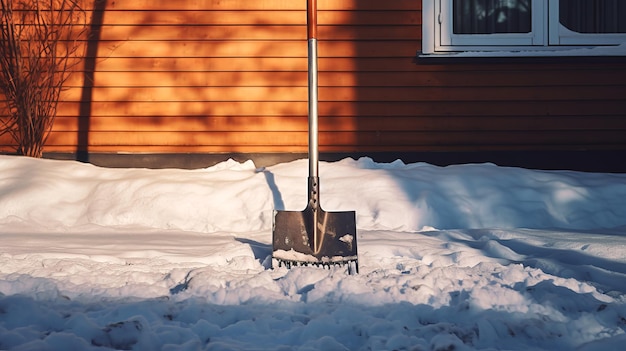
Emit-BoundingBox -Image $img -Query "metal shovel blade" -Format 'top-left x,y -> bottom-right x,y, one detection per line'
272,207 -> 358,274
272,178 -> 358,274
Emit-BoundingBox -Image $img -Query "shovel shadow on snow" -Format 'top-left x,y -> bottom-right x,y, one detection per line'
259,169 -> 285,210
230,169 -> 282,268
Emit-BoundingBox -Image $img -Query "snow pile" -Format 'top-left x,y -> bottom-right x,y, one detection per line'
3,156 -> 625,232
1,155 -> 625,350
0,157 -> 271,232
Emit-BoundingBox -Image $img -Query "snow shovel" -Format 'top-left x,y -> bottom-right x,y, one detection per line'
272,0 -> 358,274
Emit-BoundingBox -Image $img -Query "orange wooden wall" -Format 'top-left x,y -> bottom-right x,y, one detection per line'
2,0 -> 626,155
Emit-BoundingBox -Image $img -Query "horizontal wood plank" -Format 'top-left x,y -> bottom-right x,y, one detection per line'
43,130 -> 626,149
65,70 -> 626,88
73,57 -> 626,74
60,86 -> 626,103
29,144 -> 625,154
94,10 -> 420,26
73,57 -> 417,73
104,0 -> 420,11
54,100 -> 626,118
94,25 -> 419,41
51,115 -> 626,133
84,41 -> 416,59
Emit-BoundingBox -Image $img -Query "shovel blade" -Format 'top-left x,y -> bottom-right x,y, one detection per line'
272,206 -> 358,273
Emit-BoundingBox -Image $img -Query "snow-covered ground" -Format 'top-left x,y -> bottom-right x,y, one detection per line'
1,155 -> 625,351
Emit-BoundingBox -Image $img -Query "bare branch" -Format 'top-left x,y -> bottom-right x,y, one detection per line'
1,0 -> 87,157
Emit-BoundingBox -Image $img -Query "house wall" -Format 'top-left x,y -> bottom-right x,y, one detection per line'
1,0 -> 626,166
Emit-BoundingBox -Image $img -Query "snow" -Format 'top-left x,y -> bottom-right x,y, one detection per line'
1,155 -> 625,351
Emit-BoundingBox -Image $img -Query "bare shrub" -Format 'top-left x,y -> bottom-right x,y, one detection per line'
1,0 -> 86,157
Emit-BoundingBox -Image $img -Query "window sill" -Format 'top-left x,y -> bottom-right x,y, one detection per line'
418,43 -> 626,62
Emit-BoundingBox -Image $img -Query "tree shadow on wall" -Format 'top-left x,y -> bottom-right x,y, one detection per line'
77,0 -> 106,162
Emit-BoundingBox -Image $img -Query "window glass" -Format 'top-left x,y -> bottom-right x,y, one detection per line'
559,0 -> 626,33
453,0 -> 532,34
423,0 -> 626,55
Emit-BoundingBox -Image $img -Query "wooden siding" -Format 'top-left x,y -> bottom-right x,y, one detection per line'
2,0 -> 626,156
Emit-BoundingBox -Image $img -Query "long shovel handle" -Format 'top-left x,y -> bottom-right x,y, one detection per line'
307,0 -> 319,180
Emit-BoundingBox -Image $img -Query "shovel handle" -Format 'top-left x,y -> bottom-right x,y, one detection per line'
307,0 -> 319,179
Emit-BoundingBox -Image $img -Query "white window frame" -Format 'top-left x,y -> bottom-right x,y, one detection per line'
422,0 -> 626,56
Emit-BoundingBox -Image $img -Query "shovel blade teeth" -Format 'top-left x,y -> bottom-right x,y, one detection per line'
273,257 -> 359,275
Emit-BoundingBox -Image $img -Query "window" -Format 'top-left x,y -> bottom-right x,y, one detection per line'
422,0 -> 626,56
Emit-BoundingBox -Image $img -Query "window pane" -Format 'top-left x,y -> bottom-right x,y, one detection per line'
453,0 -> 532,34
560,0 -> 626,33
